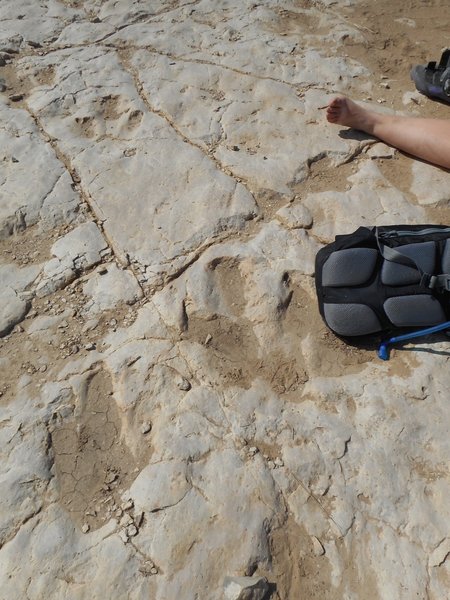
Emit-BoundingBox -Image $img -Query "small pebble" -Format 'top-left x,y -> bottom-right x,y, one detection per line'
134,511 -> 144,526
248,446 -> 258,455
123,499 -> 134,511
274,457 -> 284,467
178,378 -> 191,391
84,342 -> 96,351
204,334 -> 212,345
126,524 -> 138,537
141,422 -> 152,434
150,567 -> 158,575
267,460 -> 275,469
119,529 -> 129,543
105,472 -> 118,484
312,536 -> 325,556
120,514 -> 134,527
81,523 -> 90,533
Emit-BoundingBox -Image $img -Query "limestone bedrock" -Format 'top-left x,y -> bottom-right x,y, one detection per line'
1,1 -> 449,600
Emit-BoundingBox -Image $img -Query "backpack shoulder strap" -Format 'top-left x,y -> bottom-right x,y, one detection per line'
375,228 -> 450,291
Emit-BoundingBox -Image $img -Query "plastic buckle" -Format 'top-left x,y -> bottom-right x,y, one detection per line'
428,275 -> 437,289
431,275 -> 450,292
421,273 -> 434,288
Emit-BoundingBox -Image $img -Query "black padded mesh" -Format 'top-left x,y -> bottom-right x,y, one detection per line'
381,241 -> 435,286
383,295 -> 445,327
322,248 -> 378,287
323,303 -> 382,336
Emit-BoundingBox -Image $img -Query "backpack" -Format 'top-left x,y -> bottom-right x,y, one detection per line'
315,225 -> 450,359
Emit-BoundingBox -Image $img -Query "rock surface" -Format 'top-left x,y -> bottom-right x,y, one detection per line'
1,1 -> 450,600
224,575 -> 270,600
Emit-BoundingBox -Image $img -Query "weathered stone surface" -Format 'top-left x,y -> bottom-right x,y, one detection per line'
0,286 -> 29,335
0,1 -> 80,50
128,460 -> 191,513
0,99 -> 82,238
132,52 -> 363,195
19,47 -> 258,286
35,221 -> 108,296
82,263 -> 143,313
224,575 -> 269,600
275,203 -> 313,229
304,160 -> 426,242
411,160 -> 450,206
1,1 -> 450,600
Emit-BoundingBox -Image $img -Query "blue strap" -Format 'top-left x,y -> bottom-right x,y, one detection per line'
378,320 -> 450,360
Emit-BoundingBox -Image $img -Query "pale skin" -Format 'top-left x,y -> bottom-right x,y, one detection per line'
326,96 -> 450,170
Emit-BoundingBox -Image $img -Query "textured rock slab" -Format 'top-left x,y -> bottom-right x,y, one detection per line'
0,422 -> 52,545
275,203 -> 313,229
131,449 -> 280,600
0,505 -> 151,600
304,160 -> 426,241
1,2 -> 450,600
0,286 -> 29,336
132,52 -> 365,194
128,460 -> 190,513
0,0 -> 80,50
21,48 -> 258,284
82,263 -> 143,313
35,221 -> 109,296
411,160 -> 450,206
0,262 -> 41,295
223,576 -> 269,600
83,0 -> 177,27
0,99 -> 81,238
109,1 -> 368,85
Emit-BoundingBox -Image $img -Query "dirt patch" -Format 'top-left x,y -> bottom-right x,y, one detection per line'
210,256 -> 247,317
0,222 -> 55,265
338,0 -> 450,118
268,5 -> 326,39
182,274 -> 378,397
261,513 -> 333,600
0,60 -> 33,109
95,94 -> 122,120
127,108 -> 143,129
181,314 -> 259,388
282,278 -> 374,380
0,224 -> 140,406
290,156 -> 358,201
74,114 -> 96,138
252,188 -> 297,222
50,368 -> 151,530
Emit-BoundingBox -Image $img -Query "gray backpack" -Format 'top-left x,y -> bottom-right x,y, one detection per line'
315,225 -> 450,359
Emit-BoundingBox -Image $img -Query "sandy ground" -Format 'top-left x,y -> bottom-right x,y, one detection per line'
2,1 -> 450,599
